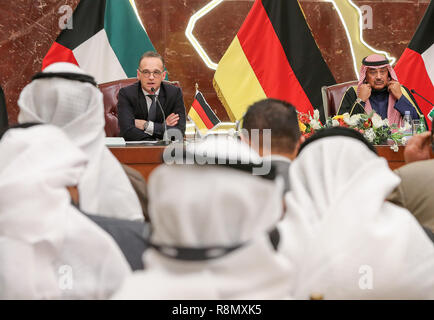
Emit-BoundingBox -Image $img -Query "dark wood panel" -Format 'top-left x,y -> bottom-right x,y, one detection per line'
109,146 -> 166,180
109,145 -> 166,164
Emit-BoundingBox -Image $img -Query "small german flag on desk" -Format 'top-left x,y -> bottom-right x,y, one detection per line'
188,85 -> 220,136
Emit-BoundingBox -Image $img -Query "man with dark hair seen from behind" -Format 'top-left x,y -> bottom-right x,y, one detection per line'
117,51 -> 186,141
241,98 -> 304,194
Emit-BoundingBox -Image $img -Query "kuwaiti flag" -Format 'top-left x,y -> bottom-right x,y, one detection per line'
188,89 -> 220,135
395,0 -> 434,126
42,0 -> 155,84
213,0 -> 335,122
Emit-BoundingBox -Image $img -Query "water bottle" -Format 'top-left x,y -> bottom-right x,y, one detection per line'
402,111 -> 412,136
417,115 -> 427,134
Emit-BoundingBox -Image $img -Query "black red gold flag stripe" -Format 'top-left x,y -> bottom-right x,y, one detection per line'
189,90 -> 220,134
213,0 -> 335,122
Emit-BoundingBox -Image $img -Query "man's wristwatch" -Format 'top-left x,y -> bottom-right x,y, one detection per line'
355,98 -> 364,105
143,121 -> 149,131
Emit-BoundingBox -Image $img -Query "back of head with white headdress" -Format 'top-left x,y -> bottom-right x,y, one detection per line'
0,124 -> 131,299
17,62 -> 143,221
281,134 -> 434,299
18,62 -> 104,148
113,136 -> 294,300
148,136 -> 282,247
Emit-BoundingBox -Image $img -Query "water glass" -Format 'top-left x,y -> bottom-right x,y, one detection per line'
412,120 -> 420,135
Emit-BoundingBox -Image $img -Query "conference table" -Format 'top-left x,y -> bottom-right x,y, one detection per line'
109,144 -> 415,180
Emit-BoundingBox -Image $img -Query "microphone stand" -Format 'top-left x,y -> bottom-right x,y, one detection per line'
151,87 -> 170,144
411,89 -> 434,121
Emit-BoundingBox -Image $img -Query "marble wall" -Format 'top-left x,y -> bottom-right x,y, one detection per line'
0,0 -> 429,124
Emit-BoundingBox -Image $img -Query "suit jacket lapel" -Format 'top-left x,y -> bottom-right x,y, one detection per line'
137,83 -> 148,119
158,84 -> 167,110
157,83 -> 167,121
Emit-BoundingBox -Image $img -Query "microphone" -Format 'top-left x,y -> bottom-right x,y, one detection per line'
151,87 -> 169,144
410,89 -> 434,106
411,89 -> 434,121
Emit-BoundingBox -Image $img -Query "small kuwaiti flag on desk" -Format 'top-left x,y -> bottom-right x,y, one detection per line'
188,88 -> 220,135
395,0 -> 434,127
213,0 -> 336,123
42,0 -> 156,84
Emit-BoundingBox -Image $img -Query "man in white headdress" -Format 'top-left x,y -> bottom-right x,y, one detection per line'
112,136 -> 294,299
17,62 -> 143,221
337,54 -> 423,126
0,124 -> 131,299
280,127 -> 434,299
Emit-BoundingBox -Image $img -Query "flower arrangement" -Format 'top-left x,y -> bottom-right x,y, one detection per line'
297,109 -> 323,139
298,110 -> 408,150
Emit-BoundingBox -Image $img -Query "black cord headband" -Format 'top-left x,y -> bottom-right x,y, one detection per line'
32,72 -> 97,87
148,227 -> 280,261
362,56 -> 389,67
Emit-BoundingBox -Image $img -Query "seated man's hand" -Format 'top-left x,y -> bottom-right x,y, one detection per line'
358,84 -> 371,102
166,113 -> 180,126
388,80 -> 403,100
404,131 -> 432,163
135,119 -> 147,130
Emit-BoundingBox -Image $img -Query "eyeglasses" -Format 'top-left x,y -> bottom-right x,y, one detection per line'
139,69 -> 163,78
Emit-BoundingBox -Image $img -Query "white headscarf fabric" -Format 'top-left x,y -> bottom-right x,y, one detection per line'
148,165 -> 282,247
113,232 -> 293,300
17,63 -> 143,221
0,125 -> 131,299
280,136 -> 434,299
113,137 -> 294,299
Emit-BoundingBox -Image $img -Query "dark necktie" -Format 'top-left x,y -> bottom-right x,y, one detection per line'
148,95 -> 157,122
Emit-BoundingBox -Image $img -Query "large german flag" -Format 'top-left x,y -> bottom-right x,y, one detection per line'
213,0 -> 336,122
43,0 -> 155,84
395,0 -> 434,127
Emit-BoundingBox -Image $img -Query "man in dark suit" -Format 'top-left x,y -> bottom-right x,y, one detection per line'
117,51 -> 186,141
66,183 -> 149,271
